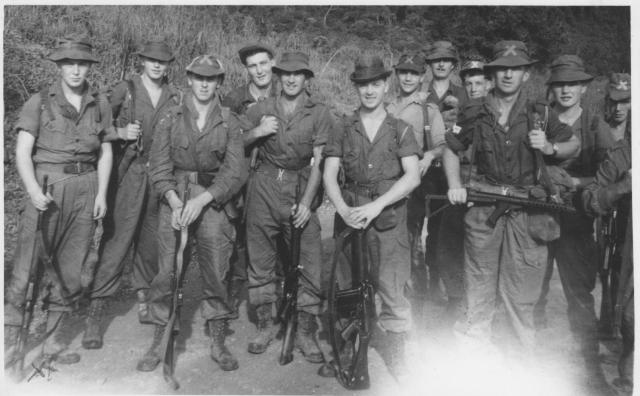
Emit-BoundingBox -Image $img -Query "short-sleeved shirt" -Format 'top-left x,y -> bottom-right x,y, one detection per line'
446,91 -> 574,187
425,80 -> 467,112
15,79 -> 118,165
109,75 -> 182,161
387,91 -> 446,151
222,82 -> 278,115
149,93 -> 247,207
244,93 -> 333,171
323,111 -> 421,190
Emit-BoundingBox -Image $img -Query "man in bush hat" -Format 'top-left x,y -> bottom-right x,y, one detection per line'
4,37 -> 116,370
534,54 -> 615,393
241,52 -> 332,365
222,42 -> 279,314
425,40 -> 467,111
140,54 -> 247,372
387,52 -> 447,301
323,55 -> 421,380
605,72 -> 631,141
82,38 -> 182,350
460,56 -> 492,100
443,40 -> 579,356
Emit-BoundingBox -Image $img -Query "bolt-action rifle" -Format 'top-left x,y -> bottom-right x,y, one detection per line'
597,210 -> 618,337
161,180 -> 190,390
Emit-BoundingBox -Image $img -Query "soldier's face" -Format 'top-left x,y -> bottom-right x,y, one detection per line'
188,74 -> 220,102
430,59 -> 455,80
550,82 -> 586,110
279,71 -> 307,98
464,74 -> 491,99
245,52 -> 274,89
613,99 -> 631,124
493,66 -> 529,95
396,70 -> 424,95
58,60 -> 90,89
356,78 -> 388,110
141,56 -> 169,81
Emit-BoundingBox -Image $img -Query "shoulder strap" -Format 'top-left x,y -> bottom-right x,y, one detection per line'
40,87 -> 55,121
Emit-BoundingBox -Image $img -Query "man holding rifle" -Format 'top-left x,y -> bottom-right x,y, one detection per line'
442,41 -> 578,357
142,54 -> 247,373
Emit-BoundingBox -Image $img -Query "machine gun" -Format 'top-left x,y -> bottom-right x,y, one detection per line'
277,183 -> 302,365
597,210 -> 618,338
161,180 -> 190,389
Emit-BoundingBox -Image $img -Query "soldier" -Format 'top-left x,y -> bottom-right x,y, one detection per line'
386,52 -> 446,300
460,56 -> 492,100
242,52 -> 331,364
323,55 -> 421,378
423,40 -> 467,303
443,41 -> 579,356
4,37 -> 116,366
604,73 -> 631,141
82,39 -> 182,349
221,43 -> 279,310
582,140 -> 633,394
140,55 -> 247,372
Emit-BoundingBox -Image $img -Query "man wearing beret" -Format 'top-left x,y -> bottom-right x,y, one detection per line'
387,52 -> 447,302
82,39 -> 182,350
605,73 -> 631,142
141,55 -> 247,372
323,55 -> 421,379
443,40 -> 579,357
5,37 -> 116,368
242,52 -> 332,365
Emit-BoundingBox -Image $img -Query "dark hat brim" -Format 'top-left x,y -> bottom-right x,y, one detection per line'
137,51 -> 175,62
485,57 -> 538,69
272,64 -> 314,78
425,51 -> 458,62
49,50 -> 99,63
187,67 -> 225,78
238,44 -> 275,64
547,70 -> 594,84
394,64 -> 425,74
350,70 -> 393,84
608,90 -> 631,101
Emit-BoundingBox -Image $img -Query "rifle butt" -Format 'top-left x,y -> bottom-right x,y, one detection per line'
279,319 -> 296,366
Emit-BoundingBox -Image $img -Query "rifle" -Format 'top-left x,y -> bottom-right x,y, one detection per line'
426,189 -> 576,228
528,104 -> 562,204
10,176 -> 49,377
597,210 -> 618,338
160,180 -> 190,390
277,182 -> 302,365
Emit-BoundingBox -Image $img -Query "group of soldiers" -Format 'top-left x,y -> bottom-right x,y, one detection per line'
3,34 -> 633,393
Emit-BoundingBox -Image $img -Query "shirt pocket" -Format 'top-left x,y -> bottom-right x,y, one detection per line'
209,126 -> 229,167
37,117 -> 69,150
170,129 -> 190,158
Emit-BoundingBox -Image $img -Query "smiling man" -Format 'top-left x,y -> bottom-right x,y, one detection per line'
605,73 -> 631,142
241,52 -> 333,365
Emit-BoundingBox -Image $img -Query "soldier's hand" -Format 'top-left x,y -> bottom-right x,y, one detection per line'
528,129 -> 552,154
170,207 -> 182,230
118,122 -> 142,141
350,202 -> 383,229
447,187 -> 467,205
258,115 -> 278,137
29,186 -> 53,211
93,195 -> 107,220
291,202 -> 311,228
180,198 -> 206,227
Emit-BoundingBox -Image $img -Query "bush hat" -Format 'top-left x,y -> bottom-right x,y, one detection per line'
137,39 -> 175,62
238,43 -> 275,65
394,52 -> 427,74
547,55 -> 593,84
607,73 -> 631,101
186,55 -> 225,78
460,58 -> 486,79
48,37 -> 98,63
485,40 -> 537,69
425,41 -> 458,63
350,56 -> 392,83
272,52 -> 314,77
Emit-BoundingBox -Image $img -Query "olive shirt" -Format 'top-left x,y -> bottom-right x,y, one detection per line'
244,93 -> 332,170
222,82 -> 278,115
15,79 -> 118,164
386,91 -> 446,151
446,91 -> 574,187
425,80 -> 467,112
149,93 -> 247,207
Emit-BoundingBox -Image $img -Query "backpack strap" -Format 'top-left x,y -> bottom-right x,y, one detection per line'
40,87 -> 55,121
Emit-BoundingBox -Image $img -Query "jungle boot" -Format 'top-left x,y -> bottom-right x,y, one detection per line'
248,303 -> 277,354
295,311 -> 324,363
82,298 -> 107,349
136,324 -> 165,372
42,311 -> 81,365
208,319 -> 239,371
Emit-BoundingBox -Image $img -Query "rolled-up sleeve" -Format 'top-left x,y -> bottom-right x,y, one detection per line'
322,117 -> 345,158
397,123 -> 421,158
208,113 -> 249,206
14,94 -> 41,137
149,111 -> 177,198
312,105 -> 334,147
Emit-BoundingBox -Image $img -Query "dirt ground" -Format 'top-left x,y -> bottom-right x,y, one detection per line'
2,203 -> 631,396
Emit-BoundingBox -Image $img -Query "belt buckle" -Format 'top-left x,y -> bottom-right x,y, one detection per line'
277,168 -> 284,181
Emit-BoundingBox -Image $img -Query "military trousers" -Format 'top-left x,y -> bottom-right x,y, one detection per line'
454,206 -> 547,354
5,169 -> 98,325
142,184 -> 236,325
90,161 -> 159,298
245,169 -> 322,315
